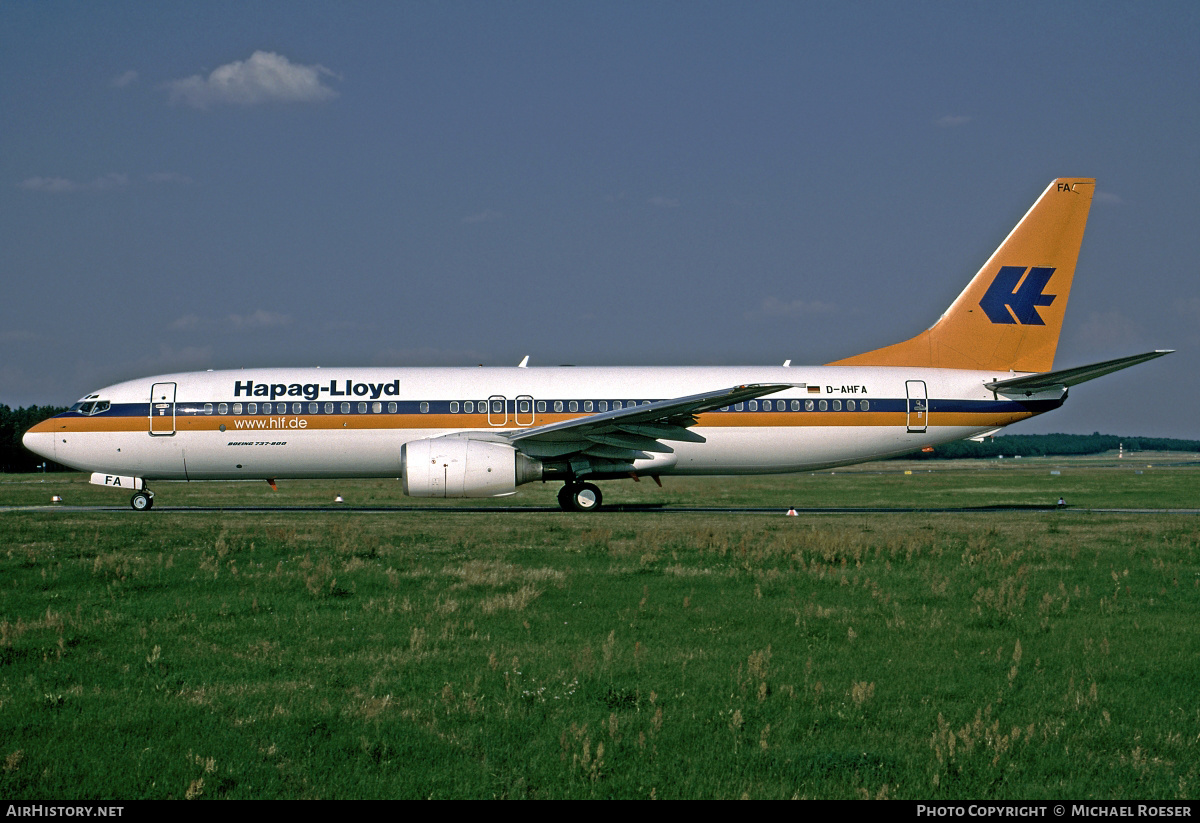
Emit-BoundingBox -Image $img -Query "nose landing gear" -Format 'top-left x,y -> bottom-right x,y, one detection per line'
557,482 -> 602,512
130,490 -> 155,511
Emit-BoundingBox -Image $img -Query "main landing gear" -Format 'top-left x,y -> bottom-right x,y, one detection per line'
130,489 -> 155,511
558,482 -> 602,512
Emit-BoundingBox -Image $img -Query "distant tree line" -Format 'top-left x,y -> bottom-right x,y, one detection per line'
903,433 -> 1200,461
0,405 -> 69,472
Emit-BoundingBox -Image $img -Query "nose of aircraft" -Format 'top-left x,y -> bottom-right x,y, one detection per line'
22,428 -> 56,463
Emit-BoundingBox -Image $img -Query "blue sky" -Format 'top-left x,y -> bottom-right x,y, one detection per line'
2,1 -> 1197,437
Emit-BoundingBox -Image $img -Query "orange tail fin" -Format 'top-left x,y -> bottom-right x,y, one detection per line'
830,178 -> 1095,373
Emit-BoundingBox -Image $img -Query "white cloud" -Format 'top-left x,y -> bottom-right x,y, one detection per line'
936,115 -> 971,128
168,314 -> 201,332
111,70 -> 138,88
168,310 -> 292,333
167,51 -> 339,109
18,176 -> 78,193
1094,190 -> 1124,206
226,310 -> 292,331
92,173 -> 129,190
746,296 -> 838,319
18,173 -> 128,193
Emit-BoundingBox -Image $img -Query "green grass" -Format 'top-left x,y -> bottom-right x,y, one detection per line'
1,462 -> 1198,798
5,451 -> 1197,511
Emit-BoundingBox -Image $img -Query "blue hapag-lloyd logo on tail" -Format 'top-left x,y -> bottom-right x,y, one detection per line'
978,266 -> 1056,325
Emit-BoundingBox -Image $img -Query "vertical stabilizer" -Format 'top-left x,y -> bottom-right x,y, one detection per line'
830,178 -> 1095,373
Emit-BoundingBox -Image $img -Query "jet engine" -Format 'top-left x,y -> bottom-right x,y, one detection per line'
401,437 -> 543,498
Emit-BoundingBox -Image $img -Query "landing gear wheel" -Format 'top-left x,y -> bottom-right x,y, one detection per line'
557,484 -> 575,511
130,491 -> 152,511
559,482 -> 602,512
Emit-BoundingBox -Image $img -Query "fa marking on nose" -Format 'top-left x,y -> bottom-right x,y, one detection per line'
978,266 -> 1056,325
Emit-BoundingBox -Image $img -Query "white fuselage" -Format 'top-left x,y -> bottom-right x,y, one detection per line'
24,364 -> 1058,485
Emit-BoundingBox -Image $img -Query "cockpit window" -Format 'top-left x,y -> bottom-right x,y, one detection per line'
74,400 -> 110,415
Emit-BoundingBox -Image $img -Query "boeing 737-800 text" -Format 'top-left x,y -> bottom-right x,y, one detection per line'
23,178 -> 1171,510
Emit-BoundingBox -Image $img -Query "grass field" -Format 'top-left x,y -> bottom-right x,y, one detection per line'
1,457 -> 1198,798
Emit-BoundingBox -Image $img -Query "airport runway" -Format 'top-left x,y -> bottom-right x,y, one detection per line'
4,504 -> 1200,515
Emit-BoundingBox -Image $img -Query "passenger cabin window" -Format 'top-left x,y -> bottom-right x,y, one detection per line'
818,400 -> 828,411
583,400 -> 593,412
420,402 -> 429,413
536,401 -> 546,413
388,402 -> 397,413
748,400 -> 758,411
263,402 -> 273,414
232,403 -> 242,415
218,403 -> 228,415
791,400 -> 800,411
309,402 -> 319,414
763,400 -> 772,411
861,400 -> 869,411
805,400 -> 814,411
833,400 -> 842,411
613,401 -> 622,410
358,402 -> 367,413
325,402 -> 334,414
203,403 -> 213,415
568,401 -> 579,412
372,402 -> 381,413
340,402 -> 350,414
292,403 -> 302,414
554,401 -> 564,412
248,403 -> 257,414
464,401 -> 474,413
599,401 -> 607,411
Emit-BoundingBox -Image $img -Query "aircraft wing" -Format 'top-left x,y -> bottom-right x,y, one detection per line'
984,350 -> 1173,394
505,383 -> 794,463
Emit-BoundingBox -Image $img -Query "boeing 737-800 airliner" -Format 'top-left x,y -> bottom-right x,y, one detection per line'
23,178 -> 1170,510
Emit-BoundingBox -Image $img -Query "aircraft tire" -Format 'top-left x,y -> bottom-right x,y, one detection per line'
130,492 -> 152,511
557,484 -> 575,511
570,483 -> 602,512
558,483 -> 603,512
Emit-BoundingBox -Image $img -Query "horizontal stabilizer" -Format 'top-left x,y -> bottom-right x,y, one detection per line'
985,350 -> 1173,393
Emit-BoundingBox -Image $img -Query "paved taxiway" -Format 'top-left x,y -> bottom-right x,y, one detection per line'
4,505 -> 1199,515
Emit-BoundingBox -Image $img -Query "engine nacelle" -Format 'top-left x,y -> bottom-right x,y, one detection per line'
400,437 -> 543,498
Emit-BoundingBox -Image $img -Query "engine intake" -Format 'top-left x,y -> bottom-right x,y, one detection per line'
401,437 -> 543,498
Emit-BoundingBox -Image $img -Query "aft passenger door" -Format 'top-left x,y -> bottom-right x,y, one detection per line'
149,382 -> 177,436
906,380 -> 928,433
515,395 -> 535,426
